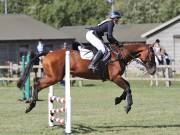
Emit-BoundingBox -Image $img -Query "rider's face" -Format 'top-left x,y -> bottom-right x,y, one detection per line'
113,17 -> 120,24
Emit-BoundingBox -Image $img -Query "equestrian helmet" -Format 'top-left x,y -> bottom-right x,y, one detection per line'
110,11 -> 121,19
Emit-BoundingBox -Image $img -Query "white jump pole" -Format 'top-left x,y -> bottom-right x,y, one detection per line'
65,50 -> 71,134
48,50 -> 71,134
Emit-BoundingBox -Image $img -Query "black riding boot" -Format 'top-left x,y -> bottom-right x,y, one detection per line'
88,50 -> 103,72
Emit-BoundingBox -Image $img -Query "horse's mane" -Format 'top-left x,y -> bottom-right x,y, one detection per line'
123,42 -> 148,46
122,43 -> 153,52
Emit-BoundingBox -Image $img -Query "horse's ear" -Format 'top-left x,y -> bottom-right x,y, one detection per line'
151,39 -> 160,48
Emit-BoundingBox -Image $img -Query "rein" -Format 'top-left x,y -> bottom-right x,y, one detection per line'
108,44 -> 145,67
107,44 -> 124,64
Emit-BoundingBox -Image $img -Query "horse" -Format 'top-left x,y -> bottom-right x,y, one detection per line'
17,43 -> 156,114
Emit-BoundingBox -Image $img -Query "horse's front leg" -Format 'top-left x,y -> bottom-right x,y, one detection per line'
125,88 -> 133,114
112,76 -> 133,114
115,90 -> 126,105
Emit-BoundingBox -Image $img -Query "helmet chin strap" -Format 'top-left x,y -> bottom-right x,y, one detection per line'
113,18 -> 120,24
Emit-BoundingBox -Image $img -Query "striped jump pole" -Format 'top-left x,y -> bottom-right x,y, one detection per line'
48,50 -> 71,134
48,86 -> 66,126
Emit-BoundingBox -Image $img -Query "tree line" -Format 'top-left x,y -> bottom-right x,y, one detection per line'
0,0 -> 179,28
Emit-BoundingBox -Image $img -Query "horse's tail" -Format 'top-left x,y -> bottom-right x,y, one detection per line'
17,52 -> 48,88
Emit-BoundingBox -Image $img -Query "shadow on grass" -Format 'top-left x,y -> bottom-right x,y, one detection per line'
95,124 -> 180,129
83,84 -> 96,87
71,123 -> 180,134
72,124 -> 97,134
71,84 -> 96,87
18,99 -> 44,103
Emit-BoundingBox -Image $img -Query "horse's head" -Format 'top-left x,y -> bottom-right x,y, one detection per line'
111,43 -> 156,75
138,45 -> 156,75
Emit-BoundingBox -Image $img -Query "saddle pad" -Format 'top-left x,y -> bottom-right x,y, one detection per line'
78,46 -> 111,62
78,46 -> 94,60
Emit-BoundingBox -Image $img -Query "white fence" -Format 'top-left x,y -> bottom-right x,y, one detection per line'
0,64 -> 180,87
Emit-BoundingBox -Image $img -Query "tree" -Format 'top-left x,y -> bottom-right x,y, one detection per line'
121,0 -> 180,24
0,0 -> 180,27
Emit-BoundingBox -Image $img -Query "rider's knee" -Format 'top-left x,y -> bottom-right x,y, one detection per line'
98,46 -> 105,54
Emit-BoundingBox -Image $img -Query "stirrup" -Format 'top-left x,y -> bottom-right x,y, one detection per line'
88,64 -> 98,72
88,64 -> 95,70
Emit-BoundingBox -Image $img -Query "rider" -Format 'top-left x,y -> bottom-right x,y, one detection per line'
86,10 -> 122,71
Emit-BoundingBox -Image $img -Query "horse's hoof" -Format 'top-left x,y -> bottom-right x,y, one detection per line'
115,97 -> 121,105
25,99 -> 31,103
124,106 -> 131,114
17,80 -> 23,88
25,100 -> 36,113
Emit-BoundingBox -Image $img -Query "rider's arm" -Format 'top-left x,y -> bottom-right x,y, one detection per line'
107,21 -> 119,45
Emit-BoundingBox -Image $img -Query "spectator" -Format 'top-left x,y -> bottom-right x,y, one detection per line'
37,39 -> 44,54
59,80 -> 65,86
153,39 -> 161,54
36,39 -> 44,78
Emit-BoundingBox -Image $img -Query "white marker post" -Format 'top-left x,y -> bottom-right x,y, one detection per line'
65,50 -> 71,134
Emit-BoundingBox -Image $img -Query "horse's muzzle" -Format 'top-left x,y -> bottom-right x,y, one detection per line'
147,66 -> 156,75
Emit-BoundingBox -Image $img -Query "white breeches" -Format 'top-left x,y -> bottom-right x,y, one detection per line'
86,30 -> 105,53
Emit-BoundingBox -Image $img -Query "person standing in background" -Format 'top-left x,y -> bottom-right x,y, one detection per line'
36,39 -> 44,78
37,39 -> 44,54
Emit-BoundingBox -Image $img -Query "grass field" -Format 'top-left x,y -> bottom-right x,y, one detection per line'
1,80 -> 180,135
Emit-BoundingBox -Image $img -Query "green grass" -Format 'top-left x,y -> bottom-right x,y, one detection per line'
1,80 -> 180,135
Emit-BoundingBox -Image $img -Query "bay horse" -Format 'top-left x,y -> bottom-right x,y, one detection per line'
17,43 -> 156,114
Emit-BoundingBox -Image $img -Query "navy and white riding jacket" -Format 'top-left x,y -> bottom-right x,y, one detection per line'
88,19 -> 119,44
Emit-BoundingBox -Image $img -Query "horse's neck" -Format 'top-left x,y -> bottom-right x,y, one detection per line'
123,45 -> 143,62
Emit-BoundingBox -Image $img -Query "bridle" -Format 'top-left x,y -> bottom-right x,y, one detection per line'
107,44 -> 154,68
142,45 -> 155,67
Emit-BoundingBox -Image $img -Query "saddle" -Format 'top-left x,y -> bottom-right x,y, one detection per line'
73,42 -> 111,64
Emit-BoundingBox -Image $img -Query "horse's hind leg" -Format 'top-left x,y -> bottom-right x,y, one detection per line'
37,74 -> 64,90
25,66 -> 65,113
25,74 -> 65,113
